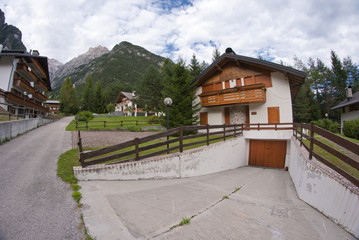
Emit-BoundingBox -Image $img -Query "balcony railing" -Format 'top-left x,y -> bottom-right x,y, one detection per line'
13,79 -> 35,94
5,92 -> 49,112
199,83 -> 266,107
33,91 -> 47,101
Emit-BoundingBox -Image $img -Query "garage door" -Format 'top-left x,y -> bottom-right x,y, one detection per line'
249,140 -> 287,168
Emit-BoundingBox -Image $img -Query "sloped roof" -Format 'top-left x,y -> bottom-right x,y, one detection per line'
331,91 -> 359,110
115,91 -> 136,103
194,53 -> 306,100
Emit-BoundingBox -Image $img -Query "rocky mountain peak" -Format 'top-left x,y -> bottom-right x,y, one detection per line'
0,9 -> 26,51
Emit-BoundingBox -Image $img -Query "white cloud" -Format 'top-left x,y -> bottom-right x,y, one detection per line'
1,0 -> 359,67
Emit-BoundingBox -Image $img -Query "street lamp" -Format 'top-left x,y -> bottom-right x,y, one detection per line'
164,97 -> 172,154
164,97 -> 173,130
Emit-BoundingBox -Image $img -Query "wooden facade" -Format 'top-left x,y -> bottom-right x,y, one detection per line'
0,50 -> 51,118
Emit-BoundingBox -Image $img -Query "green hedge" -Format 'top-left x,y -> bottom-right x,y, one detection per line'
343,118 -> 359,140
312,119 -> 340,133
77,111 -> 94,121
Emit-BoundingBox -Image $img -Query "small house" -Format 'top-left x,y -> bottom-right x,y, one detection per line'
193,48 -> 306,168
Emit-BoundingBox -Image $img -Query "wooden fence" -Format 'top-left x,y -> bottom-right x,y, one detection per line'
293,123 -> 359,187
75,119 -> 157,129
77,122 -> 295,168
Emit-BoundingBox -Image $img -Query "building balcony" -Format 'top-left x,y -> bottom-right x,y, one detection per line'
199,83 -> 266,107
5,92 -> 49,112
13,79 -> 35,94
34,79 -> 48,92
16,63 -> 38,82
33,91 -> 47,102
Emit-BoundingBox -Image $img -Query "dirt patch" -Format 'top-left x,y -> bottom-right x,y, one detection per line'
72,130 -> 159,148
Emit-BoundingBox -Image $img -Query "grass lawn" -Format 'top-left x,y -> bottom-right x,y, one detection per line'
303,138 -> 359,181
66,116 -> 160,131
336,133 -> 359,144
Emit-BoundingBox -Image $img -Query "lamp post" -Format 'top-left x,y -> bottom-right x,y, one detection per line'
23,91 -> 27,119
164,97 -> 172,154
164,97 -> 173,130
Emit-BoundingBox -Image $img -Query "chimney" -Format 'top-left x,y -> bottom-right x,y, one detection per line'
32,50 -> 40,56
225,47 -> 236,55
346,85 -> 352,101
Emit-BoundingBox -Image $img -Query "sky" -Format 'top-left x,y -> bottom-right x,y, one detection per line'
1,0 -> 359,67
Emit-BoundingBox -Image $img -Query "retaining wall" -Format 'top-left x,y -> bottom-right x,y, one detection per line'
74,136 -> 247,180
0,118 -> 55,142
289,136 -> 359,238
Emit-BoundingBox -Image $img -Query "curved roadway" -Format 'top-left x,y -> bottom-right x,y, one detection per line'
0,117 -> 82,240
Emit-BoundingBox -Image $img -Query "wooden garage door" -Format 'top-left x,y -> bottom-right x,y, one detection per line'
249,140 -> 287,168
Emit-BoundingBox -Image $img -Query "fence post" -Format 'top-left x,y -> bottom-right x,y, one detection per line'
121,120 -> 123,127
86,120 -> 88,129
257,123 -> 260,131
134,138 -> 139,160
104,121 -> 106,128
136,120 -> 138,126
179,125 -> 183,153
275,123 -> 277,131
206,124 -> 210,146
300,123 -> 303,147
77,131 -> 85,167
309,123 -> 314,160
223,124 -> 226,141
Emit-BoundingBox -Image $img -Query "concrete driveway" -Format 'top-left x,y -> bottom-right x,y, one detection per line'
79,167 -> 355,240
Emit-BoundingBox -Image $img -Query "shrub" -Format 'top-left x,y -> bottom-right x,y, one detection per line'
148,115 -> 161,124
343,118 -> 359,140
312,119 -> 340,133
126,126 -> 142,132
72,191 -> 82,203
77,111 -> 94,121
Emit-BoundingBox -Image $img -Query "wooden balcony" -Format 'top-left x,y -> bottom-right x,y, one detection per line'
33,91 -> 47,102
13,79 -> 35,94
35,79 -> 48,91
199,83 -> 266,107
16,63 -> 38,82
5,92 -> 49,112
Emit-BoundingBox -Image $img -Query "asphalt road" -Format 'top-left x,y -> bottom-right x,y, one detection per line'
0,117 -> 83,240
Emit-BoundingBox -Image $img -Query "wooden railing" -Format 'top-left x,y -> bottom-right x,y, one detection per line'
199,84 -> 266,107
293,123 -> 359,187
75,119 -> 158,129
78,124 -> 246,167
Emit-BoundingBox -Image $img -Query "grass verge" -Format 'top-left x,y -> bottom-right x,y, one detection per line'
66,116 -> 160,131
57,148 -> 94,240
303,138 -> 359,181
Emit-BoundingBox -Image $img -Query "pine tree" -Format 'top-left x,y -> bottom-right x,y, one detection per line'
134,65 -> 163,113
59,77 -> 79,115
161,59 -> 200,128
331,50 -> 348,103
93,81 -> 105,113
343,57 -> 359,92
81,75 -> 94,111
212,47 -> 221,62
189,53 -> 202,79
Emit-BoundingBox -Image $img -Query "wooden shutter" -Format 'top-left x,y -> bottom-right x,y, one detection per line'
244,76 -> 255,86
200,112 -> 208,125
224,80 -> 230,89
225,107 -> 230,124
202,84 -> 214,93
214,82 -> 223,90
236,78 -> 242,87
268,107 -> 280,123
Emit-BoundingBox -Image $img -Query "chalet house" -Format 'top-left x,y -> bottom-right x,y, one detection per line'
0,47 -> 51,118
115,91 -> 140,116
45,100 -> 60,114
331,87 -> 359,132
193,48 -> 306,168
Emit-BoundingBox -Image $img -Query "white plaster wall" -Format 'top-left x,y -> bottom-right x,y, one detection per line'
289,137 -> 359,238
250,72 -> 293,124
74,136 -> 247,181
0,57 -> 16,91
341,110 -> 359,128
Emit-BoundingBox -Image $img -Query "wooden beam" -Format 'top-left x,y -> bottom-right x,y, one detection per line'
216,64 -> 223,72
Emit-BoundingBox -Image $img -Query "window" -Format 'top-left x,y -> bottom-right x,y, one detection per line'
268,107 -> 280,124
200,112 -> 208,125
